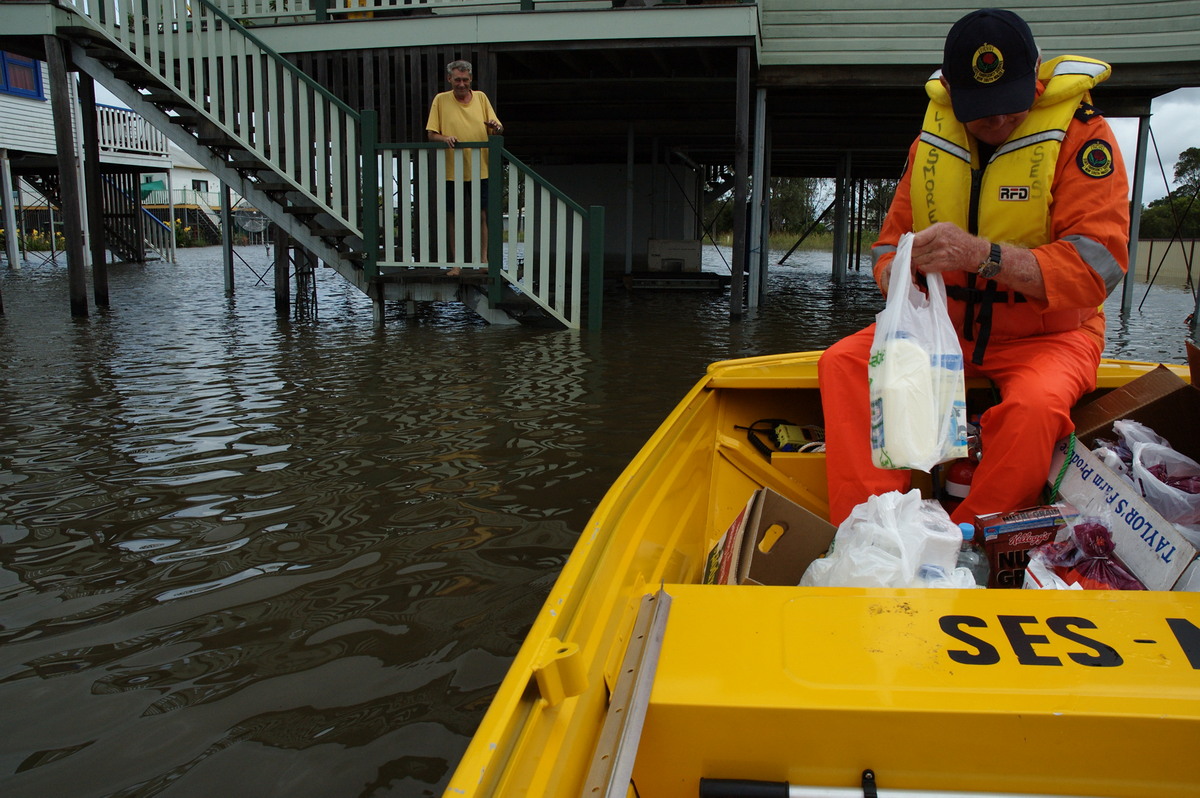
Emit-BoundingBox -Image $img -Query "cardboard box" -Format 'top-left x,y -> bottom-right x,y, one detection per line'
704,487 -> 837,586
647,239 -> 701,273
1070,365 -> 1200,455
975,505 -> 1075,588
1051,362 -> 1200,590
1048,437 -> 1200,591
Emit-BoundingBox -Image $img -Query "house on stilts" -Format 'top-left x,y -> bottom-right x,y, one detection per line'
1,0 -> 1198,327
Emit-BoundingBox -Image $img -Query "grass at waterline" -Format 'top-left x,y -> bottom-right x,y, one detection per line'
708,230 -> 881,252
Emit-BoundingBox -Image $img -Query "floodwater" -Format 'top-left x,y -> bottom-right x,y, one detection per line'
0,245 -> 1195,797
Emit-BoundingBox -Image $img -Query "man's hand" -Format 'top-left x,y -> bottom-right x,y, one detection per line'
485,120 -> 503,134
911,222 -> 988,276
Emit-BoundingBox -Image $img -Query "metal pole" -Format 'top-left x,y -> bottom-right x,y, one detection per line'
730,46 -> 750,319
1,149 -> 19,268
758,120 -> 773,299
1124,114 -> 1151,314
625,124 -> 634,275
748,87 -> 766,309
44,35 -> 88,316
832,155 -> 849,283
167,169 -> 177,255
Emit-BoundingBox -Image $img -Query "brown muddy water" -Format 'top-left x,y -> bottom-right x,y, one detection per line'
1,245 -> 1195,797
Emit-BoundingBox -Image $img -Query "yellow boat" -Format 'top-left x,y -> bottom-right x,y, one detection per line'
447,352 -> 1200,798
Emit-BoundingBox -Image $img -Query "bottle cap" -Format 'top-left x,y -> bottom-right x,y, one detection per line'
959,522 -> 975,541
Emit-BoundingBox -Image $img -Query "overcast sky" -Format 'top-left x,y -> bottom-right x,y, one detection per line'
1108,87 -> 1200,205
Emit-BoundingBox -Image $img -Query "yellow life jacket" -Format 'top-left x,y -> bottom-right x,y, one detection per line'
912,54 -> 1111,242
910,55 -> 1112,363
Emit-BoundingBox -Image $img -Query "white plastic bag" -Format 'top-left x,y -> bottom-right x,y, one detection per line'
799,490 -> 963,588
1131,442 -> 1200,546
869,233 -> 967,472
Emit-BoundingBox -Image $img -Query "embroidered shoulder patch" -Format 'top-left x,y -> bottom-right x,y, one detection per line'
1077,139 -> 1114,178
1074,101 -> 1104,123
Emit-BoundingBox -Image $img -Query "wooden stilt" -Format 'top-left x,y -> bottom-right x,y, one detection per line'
44,35 -> 89,317
78,75 -> 108,307
273,226 -> 290,317
221,184 -> 234,294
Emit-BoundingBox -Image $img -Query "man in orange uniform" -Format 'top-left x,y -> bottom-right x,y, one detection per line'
819,8 -> 1130,527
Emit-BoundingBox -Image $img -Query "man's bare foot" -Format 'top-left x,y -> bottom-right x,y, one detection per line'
447,267 -> 461,277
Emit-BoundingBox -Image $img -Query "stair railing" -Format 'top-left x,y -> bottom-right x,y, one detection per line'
141,207 -> 177,261
100,174 -> 176,262
372,134 -> 604,329
60,0 -> 363,238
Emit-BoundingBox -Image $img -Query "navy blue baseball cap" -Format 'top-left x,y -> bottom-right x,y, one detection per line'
942,9 -> 1039,122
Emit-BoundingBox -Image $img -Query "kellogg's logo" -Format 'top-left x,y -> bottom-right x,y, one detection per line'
1008,530 -> 1054,547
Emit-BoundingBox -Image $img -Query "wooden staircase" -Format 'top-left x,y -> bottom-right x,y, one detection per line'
53,0 -> 604,328
55,0 -> 368,294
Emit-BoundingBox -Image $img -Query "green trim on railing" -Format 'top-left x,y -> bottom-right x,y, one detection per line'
194,0 -> 359,120
503,149 -> 589,216
588,205 -> 604,331
520,0 -> 534,8
487,134 -> 504,307
360,109 -> 380,279
313,0 -> 329,21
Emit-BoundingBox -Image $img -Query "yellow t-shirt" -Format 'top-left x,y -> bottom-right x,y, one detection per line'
425,90 -> 500,180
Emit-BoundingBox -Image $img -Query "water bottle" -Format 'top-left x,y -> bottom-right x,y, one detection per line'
957,522 -> 989,587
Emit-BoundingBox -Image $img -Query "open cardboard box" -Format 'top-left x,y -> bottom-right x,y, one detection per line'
1048,354 -> 1200,590
704,487 -> 837,586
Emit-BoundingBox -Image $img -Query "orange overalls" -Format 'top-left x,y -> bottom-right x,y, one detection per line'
820,58 -> 1131,527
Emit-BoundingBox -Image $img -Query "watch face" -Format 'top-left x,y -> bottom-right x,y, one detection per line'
979,244 -> 1002,279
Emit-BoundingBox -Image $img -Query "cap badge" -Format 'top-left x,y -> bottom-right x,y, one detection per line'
971,44 -> 1005,84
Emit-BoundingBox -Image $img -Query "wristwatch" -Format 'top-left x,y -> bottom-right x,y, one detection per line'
978,242 -> 1002,279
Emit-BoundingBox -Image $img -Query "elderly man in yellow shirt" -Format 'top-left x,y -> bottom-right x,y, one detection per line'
426,59 -> 504,276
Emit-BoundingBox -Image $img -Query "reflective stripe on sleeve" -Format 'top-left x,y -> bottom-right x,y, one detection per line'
1064,234 -> 1125,294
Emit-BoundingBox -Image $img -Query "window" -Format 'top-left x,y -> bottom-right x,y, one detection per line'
0,52 -> 44,100
192,180 -> 209,193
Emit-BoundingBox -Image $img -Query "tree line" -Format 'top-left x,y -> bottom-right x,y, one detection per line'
1138,147 -> 1200,239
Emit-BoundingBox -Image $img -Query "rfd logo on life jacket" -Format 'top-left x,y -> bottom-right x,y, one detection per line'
999,185 -> 1030,201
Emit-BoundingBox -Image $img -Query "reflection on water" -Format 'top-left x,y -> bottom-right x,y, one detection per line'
0,246 -> 1195,796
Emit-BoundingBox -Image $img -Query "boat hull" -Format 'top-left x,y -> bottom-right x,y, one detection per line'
447,352 -> 1199,797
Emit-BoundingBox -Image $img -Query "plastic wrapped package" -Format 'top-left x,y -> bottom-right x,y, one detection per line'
1131,442 -> 1200,545
1023,517 -> 1144,590
800,490 -> 964,588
